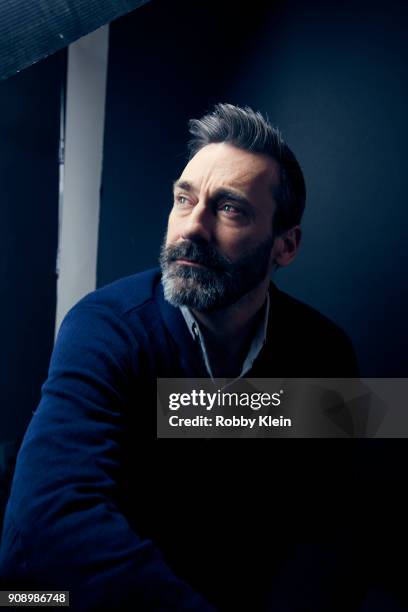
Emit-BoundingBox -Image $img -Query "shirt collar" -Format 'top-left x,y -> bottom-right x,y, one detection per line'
180,290 -> 270,381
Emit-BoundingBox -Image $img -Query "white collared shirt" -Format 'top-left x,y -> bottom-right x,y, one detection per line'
180,291 -> 270,383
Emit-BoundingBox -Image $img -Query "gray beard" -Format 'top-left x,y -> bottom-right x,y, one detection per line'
159,236 -> 274,312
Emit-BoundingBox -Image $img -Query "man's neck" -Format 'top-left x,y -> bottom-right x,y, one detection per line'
191,277 -> 270,373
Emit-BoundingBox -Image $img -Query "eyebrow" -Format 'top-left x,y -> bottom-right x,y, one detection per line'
173,180 -> 253,210
212,188 -> 252,210
173,179 -> 194,192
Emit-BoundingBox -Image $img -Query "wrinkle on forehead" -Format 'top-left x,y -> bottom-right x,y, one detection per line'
180,143 -> 279,203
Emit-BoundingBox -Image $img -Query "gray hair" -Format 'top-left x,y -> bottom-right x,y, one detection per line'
187,103 -> 306,235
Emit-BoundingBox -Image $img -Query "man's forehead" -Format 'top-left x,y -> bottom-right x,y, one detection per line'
178,143 -> 280,193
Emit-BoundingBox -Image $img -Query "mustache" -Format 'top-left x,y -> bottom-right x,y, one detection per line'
164,240 -> 231,271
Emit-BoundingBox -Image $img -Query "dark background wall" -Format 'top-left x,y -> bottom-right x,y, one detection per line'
0,52 -> 64,447
99,0 -> 408,377
0,1 -> 405,599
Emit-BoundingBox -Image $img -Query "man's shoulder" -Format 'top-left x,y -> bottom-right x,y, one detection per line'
74,267 -> 162,318
270,284 -> 359,376
273,284 -> 350,341
55,268 -> 165,359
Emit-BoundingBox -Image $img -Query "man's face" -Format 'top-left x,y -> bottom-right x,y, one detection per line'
160,142 -> 281,311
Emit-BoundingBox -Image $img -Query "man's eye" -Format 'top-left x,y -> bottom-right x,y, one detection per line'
220,203 -> 243,216
175,195 -> 190,205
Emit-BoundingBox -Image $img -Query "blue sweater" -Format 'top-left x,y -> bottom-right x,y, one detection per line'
0,268 -> 360,611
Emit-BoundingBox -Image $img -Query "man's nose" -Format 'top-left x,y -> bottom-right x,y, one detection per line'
180,202 -> 213,243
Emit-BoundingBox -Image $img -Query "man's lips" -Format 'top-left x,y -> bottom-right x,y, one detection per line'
175,258 -> 207,268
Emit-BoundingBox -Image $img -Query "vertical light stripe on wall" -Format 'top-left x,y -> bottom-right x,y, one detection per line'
55,25 -> 109,337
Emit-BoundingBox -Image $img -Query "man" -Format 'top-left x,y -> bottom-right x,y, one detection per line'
0,104 -> 359,611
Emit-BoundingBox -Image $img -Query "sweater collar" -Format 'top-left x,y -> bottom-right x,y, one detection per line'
155,276 -> 208,376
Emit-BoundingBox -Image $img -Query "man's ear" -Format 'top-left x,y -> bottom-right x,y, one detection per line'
273,225 -> 302,267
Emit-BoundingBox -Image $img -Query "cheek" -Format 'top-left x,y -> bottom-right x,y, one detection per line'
217,235 -> 253,261
218,226 -> 257,250
225,231 -> 274,263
